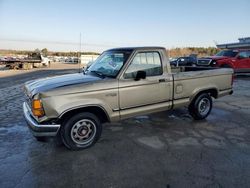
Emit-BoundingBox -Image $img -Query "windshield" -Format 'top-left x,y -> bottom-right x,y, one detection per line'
86,51 -> 132,78
215,50 -> 238,57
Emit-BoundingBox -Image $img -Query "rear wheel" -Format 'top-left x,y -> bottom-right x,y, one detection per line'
188,93 -> 212,120
60,112 -> 102,150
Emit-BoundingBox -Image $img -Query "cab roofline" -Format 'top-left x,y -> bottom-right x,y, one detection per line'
106,46 -> 166,52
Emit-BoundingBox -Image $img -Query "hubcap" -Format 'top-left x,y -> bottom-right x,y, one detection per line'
70,119 -> 96,145
198,98 -> 210,116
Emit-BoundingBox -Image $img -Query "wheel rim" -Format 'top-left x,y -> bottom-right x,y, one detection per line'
70,119 -> 97,145
198,98 -> 210,116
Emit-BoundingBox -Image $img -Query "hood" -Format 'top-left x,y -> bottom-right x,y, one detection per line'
210,56 -> 230,60
24,73 -> 101,97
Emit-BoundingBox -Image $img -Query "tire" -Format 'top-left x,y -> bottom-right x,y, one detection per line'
188,93 -> 212,120
60,112 -> 102,150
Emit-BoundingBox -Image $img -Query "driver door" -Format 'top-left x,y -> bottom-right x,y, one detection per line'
118,51 -> 172,119
236,51 -> 250,72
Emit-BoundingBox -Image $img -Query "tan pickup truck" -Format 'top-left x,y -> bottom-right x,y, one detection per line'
23,47 -> 233,150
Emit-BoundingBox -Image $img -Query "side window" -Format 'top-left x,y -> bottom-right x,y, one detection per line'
247,51 -> 250,58
238,51 -> 249,59
124,52 -> 162,79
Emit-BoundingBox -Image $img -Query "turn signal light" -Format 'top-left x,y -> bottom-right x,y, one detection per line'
32,99 -> 45,117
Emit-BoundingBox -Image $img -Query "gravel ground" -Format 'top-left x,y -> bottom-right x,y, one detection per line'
0,63 -> 250,188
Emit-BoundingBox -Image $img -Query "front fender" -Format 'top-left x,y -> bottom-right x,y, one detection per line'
217,60 -> 235,69
41,93 -> 120,122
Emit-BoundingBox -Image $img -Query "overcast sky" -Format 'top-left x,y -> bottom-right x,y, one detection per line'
0,0 -> 249,52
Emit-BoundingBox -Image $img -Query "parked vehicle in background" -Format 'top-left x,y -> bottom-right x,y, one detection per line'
0,52 -> 50,69
65,57 -> 79,64
23,47 -> 233,150
65,57 -> 72,63
59,57 -> 66,62
170,56 -> 197,66
41,55 -> 50,67
197,49 -> 250,73
73,57 -> 79,63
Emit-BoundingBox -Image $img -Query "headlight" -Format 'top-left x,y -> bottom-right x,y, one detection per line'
211,61 -> 217,65
32,99 -> 45,117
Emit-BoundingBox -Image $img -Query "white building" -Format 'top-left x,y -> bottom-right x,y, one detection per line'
216,37 -> 250,49
80,54 -> 99,66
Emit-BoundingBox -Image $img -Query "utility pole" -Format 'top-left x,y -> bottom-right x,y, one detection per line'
79,33 -> 82,73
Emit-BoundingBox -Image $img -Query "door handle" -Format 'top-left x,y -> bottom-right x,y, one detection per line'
159,79 -> 166,82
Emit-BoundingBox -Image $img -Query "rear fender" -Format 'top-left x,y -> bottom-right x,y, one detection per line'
190,87 -> 219,102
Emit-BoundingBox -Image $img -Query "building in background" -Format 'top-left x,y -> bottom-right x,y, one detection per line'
216,37 -> 250,49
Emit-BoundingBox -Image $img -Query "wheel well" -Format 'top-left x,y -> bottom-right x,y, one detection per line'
59,106 -> 110,124
194,88 -> 218,100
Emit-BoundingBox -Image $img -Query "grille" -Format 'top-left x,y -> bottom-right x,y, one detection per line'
197,59 -> 212,66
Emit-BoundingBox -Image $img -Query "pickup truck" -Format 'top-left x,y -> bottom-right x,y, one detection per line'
23,47 -> 233,150
197,49 -> 250,73
2,53 -> 50,69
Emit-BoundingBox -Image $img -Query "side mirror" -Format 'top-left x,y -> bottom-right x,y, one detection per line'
135,71 -> 146,81
82,66 -> 86,72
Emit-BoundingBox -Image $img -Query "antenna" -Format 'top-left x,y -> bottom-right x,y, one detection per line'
79,33 -> 82,73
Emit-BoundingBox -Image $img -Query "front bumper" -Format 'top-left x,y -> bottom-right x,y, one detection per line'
23,102 -> 60,137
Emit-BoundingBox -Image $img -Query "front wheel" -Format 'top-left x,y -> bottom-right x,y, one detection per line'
61,112 -> 102,150
188,93 -> 213,120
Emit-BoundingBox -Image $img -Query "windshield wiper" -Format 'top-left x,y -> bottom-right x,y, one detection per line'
90,70 -> 106,78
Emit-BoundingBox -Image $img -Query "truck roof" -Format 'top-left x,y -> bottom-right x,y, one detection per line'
107,46 -> 166,51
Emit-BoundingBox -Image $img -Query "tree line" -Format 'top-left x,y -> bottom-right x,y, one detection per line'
168,47 -> 220,58
0,48 -> 100,57
0,47 -> 220,58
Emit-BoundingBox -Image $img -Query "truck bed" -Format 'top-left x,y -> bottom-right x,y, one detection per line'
171,66 -> 233,108
171,66 -> 219,73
